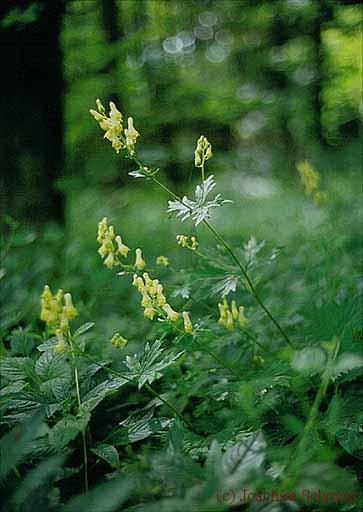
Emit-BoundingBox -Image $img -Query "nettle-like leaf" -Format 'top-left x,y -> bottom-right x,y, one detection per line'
0,356 -> 37,382
108,411 -> 173,446
91,443 -> 120,469
336,425 -> 363,460
81,377 -> 128,412
49,413 -> 90,450
167,175 -> 231,226
35,351 -> 72,401
329,353 -> 363,380
124,339 -> 183,389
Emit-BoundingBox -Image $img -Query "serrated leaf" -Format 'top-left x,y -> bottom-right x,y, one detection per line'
49,413 -> 90,450
330,353 -> 363,380
336,426 -> 363,460
35,351 -> 71,400
91,443 -> 120,468
74,322 -> 95,337
124,340 -> 183,389
81,377 -> 127,412
0,356 -> 36,382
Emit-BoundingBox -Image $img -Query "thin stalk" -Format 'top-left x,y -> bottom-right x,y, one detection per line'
284,339 -> 340,484
69,337 -> 88,493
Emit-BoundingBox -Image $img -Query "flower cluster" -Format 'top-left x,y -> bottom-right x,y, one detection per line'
90,99 -> 139,154
194,135 -> 212,168
132,272 -> 193,333
218,299 -> 248,331
111,332 -> 128,349
177,234 -> 199,250
156,255 -> 169,267
97,217 -> 130,269
40,285 -> 78,352
296,160 -> 327,205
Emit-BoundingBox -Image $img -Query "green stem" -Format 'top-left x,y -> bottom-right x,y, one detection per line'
284,338 -> 340,484
69,336 -> 88,493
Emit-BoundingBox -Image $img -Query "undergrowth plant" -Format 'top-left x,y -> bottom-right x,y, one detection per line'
0,99 -> 362,512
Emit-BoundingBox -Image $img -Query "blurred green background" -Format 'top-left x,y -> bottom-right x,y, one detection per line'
0,0 -> 361,344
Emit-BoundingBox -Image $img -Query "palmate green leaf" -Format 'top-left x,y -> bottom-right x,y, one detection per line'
9,327 -> 35,356
91,443 -> 120,468
124,339 -> 183,389
49,413 -> 90,450
81,377 -> 127,412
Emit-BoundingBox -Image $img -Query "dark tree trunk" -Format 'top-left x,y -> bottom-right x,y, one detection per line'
0,0 -> 65,223
101,0 -> 123,107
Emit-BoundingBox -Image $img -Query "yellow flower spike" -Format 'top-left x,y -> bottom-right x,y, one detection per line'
162,303 -> 179,322
64,293 -> 78,320
156,255 -> 169,267
90,100 -> 123,154
124,117 -> 139,154
111,333 -> 128,349
238,306 -> 249,328
231,300 -> 239,321
182,311 -> 193,334
144,307 -> 155,320
41,284 -> 52,302
194,135 -> 213,168
135,248 -> 146,270
226,310 -> 234,331
151,279 -> 160,296
55,329 -> 67,353
115,235 -> 130,257
104,251 -> 115,269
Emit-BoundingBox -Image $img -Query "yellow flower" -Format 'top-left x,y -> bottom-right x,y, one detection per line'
115,235 -> 130,257
135,248 -> 146,270
182,311 -> 193,333
64,293 -> 78,320
124,117 -> 139,154
156,255 -> 169,267
226,310 -> 234,331
162,303 -> 179,322
177,234 -> 189,248
218,302 -> 227,326
144,307 -> 155,320
231,300 -> 239,321
238,306 -> 249,328
111,333 -> 128,349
